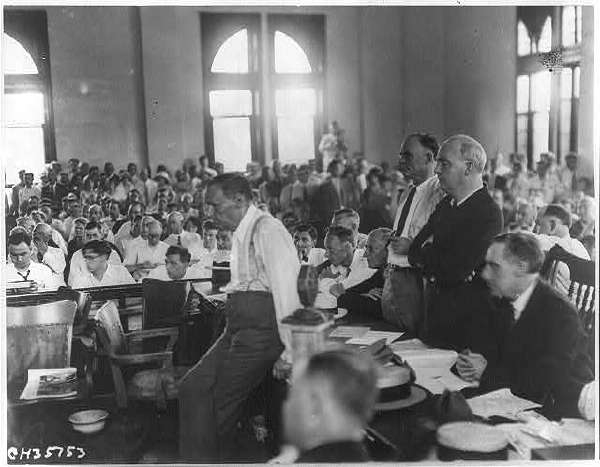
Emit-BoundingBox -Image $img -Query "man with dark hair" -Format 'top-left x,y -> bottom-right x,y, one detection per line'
148,245 -> 194,281
409,134 -> 503,349
383,132 -> 445,333
31,223 -> 66,275
201,219 -> 219,252
293,224 -> 325,265
6,227 -> 64,289
331,208 -> 368,249
457,233 -> 594,419
282,348 -> 378,462
70,240 -> 134,288
179,173 -> 301,463
114,201 -> 145,241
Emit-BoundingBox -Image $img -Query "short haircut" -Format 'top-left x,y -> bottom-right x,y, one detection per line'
168,211 -> 184,223
327,159 -> 342,175
492,232 -> 544,274
202,219 -> 218,232
368,227 -> 393,245
444,134 -> 487,173
207,173 -> 252,201
82,240 -> 112,258
85,221 -> 100,231
325,225 -> 354,245
166,245 -> 191,263
8,227 -> 32,247
302,348 -> 378,426
542,204 -> 572,227
128,201 -> 145,214
74,217 -> 89,226
294,224 -> 318,242
333,208 -> 360,227
405,132 -> 440,157
184,216 -> 201,229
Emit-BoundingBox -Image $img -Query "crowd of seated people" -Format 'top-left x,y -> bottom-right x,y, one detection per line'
4,128 -> 597,461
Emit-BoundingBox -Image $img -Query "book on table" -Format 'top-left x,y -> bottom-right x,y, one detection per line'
20,368 -> 78,400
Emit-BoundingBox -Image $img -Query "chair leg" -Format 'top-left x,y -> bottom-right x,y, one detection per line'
110,363 -> 128,409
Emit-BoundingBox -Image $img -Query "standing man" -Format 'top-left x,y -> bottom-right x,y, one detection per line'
408,134 -> 503,350
382,133 -> 445,334
179,173 -> 301,463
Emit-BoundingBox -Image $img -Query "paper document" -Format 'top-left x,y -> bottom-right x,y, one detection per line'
329,326 -> 370,339
415,368 -> 478,395
346,330 -> 404,345
20,368 -> 78,400
467,388 -> 541,420
390,338 -> 429,352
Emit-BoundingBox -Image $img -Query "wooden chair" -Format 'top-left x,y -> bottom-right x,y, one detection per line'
94,301 -> 183,409
6,300 -> 77,393
141,278 -> 189,329
57,286 -> 92,334
541,244 -> 596,356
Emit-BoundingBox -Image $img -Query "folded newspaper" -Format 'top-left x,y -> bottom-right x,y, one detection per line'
20,368 -> 78,400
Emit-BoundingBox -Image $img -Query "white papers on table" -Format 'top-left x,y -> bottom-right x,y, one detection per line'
413,368 -> 478,394
329,326 -> 370,340
467,388 -> 541,420
20,368 -> 78,400
346,330 -> 404,345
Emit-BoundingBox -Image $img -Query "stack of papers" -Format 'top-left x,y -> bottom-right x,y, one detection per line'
467,388 -> 541,420
329,326 -> 370,340
20,368 -> 78,400
391,339 -> 477,394
346,330 -> 404,346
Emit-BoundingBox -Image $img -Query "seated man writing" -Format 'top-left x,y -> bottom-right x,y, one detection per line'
314,226 -> 375,311
281,347 -> 378,463
456,233 -> 594,419
70,240 -> 135,289
337,228 -> 391,319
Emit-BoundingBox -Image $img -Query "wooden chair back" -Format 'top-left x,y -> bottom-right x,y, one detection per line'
6,300 -> 77,387
141,278 -> 189,329
95,301 -> 128,355
57,286 -> 92,331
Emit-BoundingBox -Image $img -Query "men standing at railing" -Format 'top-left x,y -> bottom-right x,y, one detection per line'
179,173 -> 301,463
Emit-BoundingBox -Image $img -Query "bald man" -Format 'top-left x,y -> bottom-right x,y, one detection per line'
124,220 -> 170,279
336,228 -> 391,319
164,211 -> 202,253
408,135 -> 503,350
31,223 -> 66,275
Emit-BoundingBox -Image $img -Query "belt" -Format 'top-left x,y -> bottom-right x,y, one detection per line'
386,263 -> 415,272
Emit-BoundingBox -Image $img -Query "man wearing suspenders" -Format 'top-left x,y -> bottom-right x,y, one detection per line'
179,173 -> 301,462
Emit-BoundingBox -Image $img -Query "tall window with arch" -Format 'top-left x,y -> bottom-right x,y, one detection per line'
515,6 -> 582,168
3,10 -> 55,186
202,13 -> 324,170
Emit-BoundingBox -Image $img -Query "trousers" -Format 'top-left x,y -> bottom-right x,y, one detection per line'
381,267 -> 424,335
178,291 -> 283,463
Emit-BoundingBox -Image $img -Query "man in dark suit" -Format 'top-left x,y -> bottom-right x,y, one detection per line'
282,348 -> 378,463
408,134 -> 503,349
456,233 -> 594,419
337,228 -> 391,319
311,160 -> 344,242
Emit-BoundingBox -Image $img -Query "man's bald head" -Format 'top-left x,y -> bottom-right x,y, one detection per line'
147,219 -> 163,246
364,228 -> 392,269
33,222 -> 53,241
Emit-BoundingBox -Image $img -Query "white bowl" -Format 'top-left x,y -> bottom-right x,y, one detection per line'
68,409 -> 109,434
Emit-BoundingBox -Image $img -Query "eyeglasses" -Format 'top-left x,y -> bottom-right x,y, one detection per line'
83,254 -> 102,262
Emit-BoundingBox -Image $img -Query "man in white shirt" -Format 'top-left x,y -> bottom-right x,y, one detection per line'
314,226 -> 375,310
457,233 -> 594,420
125,220 -> 169,280
68,221 -> 122,286
6,227 -> 64,290
293,224 -> 325,266
382,133 -> 445,333
164,211 -> 203,253
147,245 -> 210,281
31,223 -> 66,275
114,201 -> 145,244
71,240 -> 135,289
179,174 -> 301,463
18,172 -> 41,208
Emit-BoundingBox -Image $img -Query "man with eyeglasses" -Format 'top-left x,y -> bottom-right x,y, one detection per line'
382,133 -> 445,334
70,240 -> 135,289
408,134 -> 503,351
6,227 -> 64,290
124,219 -> 169,280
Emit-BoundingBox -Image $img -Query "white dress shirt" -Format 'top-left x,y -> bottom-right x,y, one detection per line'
124,240 -> 169,266
301,247 -> 326,266
164,231 -> 203,253
387,176 -> 445,266
71,263 -> 135,289
5,261 -> 65,290
30,245 -> 66,275
226,204 -> 301,362
68,248 -> 122,286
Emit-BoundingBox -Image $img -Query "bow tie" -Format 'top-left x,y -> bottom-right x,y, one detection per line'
330,265 -> 349,277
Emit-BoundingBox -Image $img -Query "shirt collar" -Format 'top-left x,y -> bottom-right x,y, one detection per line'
233,204 -> 258,241
511,278 -> 538,321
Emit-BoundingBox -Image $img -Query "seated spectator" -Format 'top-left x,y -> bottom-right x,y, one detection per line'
508,200 -> 537,232
358,168 -> 392,232
115,214 -> 143,257
581,235 -> 595,260
293,224 -> 325,265
282,348 -> 378,463
124,219 -> 169,279
147,245 -> 198,281
67,217 -> 88,259
31,223 -> 66,275
201,219 -> 219,253
314,226 -> 375,310
184,216 -> 202,238
164,211 -> 202,253
114,201 -> 145,240
31,209 -> 68,255
216,227 -> 232,253
331,208 -> 368,249
536,204 -> 589,259
570,195 -> 596,240
68,221 -> 123,286
6,227 -> 64,289
457,233 -> 594,418
105,200 -> 125,234
337,228 -> 391,319
71,240 -> 135,289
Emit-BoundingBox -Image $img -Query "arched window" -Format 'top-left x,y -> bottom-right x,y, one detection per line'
3,11 -> 55,188
202,13 -> 324,170
517,21 -> 532,56
537,16 -> 552,53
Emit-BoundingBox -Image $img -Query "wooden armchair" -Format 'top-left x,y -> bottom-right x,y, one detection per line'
94,301 -> 184,409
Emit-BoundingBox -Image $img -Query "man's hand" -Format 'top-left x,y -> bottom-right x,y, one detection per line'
329,283 -> 345,297
272,358 -> 292,381
362,288 -> 383,301
456,350 -> 487,382
578,380 -> 596,420
389,236 -> 411,255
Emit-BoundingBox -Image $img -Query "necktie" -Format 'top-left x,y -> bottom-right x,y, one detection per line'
394,186 -> 417,236
37,251 -> 44,262
177,235 -> 182,246
17,270 -> 30,281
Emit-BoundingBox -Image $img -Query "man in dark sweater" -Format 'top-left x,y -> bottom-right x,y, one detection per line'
456,233 -> 594,419
337,227 -> 391,319
408,135 -> 503,350
282,348 -> 378,463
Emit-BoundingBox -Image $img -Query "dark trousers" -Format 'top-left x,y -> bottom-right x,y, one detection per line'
178,291 -> 283,463
381,267 -> 424,335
